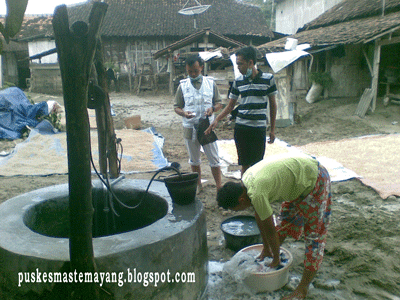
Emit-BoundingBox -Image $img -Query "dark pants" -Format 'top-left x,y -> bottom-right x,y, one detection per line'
234,126 -> 266,166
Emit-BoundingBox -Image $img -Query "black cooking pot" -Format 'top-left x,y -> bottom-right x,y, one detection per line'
220,215 -> 261,251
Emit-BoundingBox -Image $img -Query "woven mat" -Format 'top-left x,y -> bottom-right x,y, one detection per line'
0,128 -> 168,176
298,134 -> 400,199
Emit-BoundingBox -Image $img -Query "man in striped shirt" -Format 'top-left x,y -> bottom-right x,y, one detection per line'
206,46 -> 278,176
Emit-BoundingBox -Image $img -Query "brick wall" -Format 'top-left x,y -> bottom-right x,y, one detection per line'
29,63 -> 63,95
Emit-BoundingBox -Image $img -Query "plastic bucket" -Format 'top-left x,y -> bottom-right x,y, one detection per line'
164,173 -> 198,205
220,215 -> 261,251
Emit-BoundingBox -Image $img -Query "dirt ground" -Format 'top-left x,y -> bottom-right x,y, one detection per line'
1,90 -> 400,300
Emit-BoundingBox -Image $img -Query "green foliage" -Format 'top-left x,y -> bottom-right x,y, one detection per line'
0,81 -> 16,90
42,111 -> 62,132
241,0 -> 275,29
26,93 -> 63,133
105,62 -> 120,72
104,62 -> 114,69
309,72 -> 333,88
0,0 -> 29,49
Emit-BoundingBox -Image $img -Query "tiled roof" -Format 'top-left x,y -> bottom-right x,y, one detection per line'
258,0 -> 400,53
0,15 -> 54,41
299,0 -> 400,31
153,28 -> 246,59
68,0 -> 273,39
4,0 -> 273,42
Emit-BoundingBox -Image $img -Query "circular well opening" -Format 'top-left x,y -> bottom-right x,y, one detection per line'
23,188 -> 168,238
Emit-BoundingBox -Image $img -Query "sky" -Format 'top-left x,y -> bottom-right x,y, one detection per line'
0,0 -> 86,15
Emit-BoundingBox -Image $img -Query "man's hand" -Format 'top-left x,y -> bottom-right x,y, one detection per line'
268,132 -> 275,144
204,120 -> 217,135
184,111 -> 196,119
205,107 -> 214,117
174,107 -> 196,119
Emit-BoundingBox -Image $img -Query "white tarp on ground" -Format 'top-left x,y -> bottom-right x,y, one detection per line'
217,138 -> 359,182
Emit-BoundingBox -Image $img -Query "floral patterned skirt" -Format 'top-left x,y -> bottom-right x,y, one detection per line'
276,163 -> 332,271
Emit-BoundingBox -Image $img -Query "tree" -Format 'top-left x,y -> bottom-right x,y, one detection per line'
53,3 -> 109,299
241,0 -> 275,29
0,0 -> 29,52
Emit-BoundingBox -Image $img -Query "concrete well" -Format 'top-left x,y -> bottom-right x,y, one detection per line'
0,179 -> 208,299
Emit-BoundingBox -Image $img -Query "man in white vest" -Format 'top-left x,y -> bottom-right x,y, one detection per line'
174,54 -> 222,192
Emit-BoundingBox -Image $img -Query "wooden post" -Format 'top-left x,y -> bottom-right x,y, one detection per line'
324,51 -> 331,99
287,65 -> 297,123
371,39 -> 381,112
129,61 -> 132,92
204,31 -> 209,74
168,52 -> 175,95
91,63 -> 107,176
53,3 -> 108,299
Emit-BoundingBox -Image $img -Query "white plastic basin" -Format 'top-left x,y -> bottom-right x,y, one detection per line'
240,244 -> 293,292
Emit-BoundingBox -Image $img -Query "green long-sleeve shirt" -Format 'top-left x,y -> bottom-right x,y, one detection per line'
242,154 -> 319,221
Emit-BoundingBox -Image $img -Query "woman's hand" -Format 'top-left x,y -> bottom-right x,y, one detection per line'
269,256 -> 281,269
257,247 -> 280,268
257,246 -> 272,261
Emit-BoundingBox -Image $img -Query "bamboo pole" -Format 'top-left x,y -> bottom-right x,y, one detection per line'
94,40 -> 119,178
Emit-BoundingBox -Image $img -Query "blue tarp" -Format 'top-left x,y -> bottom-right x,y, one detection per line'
0,87 -> 49,140
142,126 -> 169,169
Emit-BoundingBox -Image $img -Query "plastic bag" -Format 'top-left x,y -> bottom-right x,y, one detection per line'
194,116 -> 217,146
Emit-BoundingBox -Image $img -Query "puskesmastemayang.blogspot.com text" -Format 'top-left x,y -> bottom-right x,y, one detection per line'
18,268 -> 196,288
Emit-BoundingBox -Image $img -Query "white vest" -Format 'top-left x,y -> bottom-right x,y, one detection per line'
180,76 -> 215,128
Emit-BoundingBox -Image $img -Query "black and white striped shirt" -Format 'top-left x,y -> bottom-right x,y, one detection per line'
229,70 -> 278,129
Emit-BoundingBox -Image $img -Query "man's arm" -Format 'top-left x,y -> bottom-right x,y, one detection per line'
268,94 -> 277,144
204,97 -> 237,134
175,107 -> 195,119
205,103 -> 223,116
206,81 -> 223,116
174,85 -> 195,119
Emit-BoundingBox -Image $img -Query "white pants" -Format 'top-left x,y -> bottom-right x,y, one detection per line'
184,138 -> 221,167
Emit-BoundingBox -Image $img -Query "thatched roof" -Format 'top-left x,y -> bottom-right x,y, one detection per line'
258,0 -> 400,53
